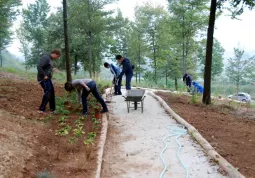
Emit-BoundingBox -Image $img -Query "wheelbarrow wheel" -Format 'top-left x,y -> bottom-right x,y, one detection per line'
134,101 -> 137,110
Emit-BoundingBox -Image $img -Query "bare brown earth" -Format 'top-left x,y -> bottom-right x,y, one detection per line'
0,72 -> 102,178
156,91 -> 255,178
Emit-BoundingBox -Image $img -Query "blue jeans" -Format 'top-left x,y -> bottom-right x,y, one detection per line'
125,72 -> 133,90
39,79 -> 55,112
114,77 -> 122,94
81,81 -> 108,113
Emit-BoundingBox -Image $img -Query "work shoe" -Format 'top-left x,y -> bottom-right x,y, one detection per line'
38,110 -> 46,115
49,110 -> 56,114
81,112 -> 88,117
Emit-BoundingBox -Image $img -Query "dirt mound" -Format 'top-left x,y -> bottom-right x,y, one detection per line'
0,73 -> 100,178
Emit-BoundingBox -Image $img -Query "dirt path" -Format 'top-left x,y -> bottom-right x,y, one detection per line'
101,90 -> 227,178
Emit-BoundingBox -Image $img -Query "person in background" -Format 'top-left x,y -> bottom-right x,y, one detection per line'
115,55 -> 134,90
192,81 -> 204,94
104,62 -> 122,95
64,79 -> 108,116
183,73 -> 192,92
37,49 -> 61,114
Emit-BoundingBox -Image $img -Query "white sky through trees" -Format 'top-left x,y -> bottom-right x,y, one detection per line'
7,0 -> 255,60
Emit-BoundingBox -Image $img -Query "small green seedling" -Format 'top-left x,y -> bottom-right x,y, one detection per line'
56,125 -> 72,136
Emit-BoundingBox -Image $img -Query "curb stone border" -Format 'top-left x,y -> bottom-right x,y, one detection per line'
95,113 -> 108,178
148,91 -> 246,178
94,90 -> 110,178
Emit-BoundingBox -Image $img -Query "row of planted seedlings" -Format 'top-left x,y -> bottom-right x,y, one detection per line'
43,82 -> 109,157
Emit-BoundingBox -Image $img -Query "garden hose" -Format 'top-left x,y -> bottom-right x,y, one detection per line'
159,124 -> 188,178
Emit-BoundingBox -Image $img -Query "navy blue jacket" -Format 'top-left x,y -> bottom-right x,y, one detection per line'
118,58 -> 133,78
183,74 -> 192,86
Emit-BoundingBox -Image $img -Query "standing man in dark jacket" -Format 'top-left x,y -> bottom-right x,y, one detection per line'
37,49 -> 61,114
116,55 -> 133,90
183,73 -> 192,92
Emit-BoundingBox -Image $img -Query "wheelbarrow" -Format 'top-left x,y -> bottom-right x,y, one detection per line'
122,89 -> 146,113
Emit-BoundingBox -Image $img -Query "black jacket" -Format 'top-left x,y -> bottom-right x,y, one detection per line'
37,54 -> 53,81
183,74 -> 192,86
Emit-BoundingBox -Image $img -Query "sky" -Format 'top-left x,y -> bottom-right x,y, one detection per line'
7,0 -> 255,60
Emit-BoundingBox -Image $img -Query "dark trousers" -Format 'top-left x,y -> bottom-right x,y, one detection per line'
114,77 -> 122,94
39,79 -> 55,112
125,72 -> 133,90
186,82 -> 191,92
81,81 -> 108,113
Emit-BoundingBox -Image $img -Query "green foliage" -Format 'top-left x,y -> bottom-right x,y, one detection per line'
134,3 -> 169,84
95,79 -> 111,94
84,132 -> 97,145
58,116 -> 68,124
72,126 -> 85,138
198,39 -> 224,79
168,0 -> 210,75
92,117 -> 100,129
64,0 -> 120,77
16,25 -> 30,69
191,93 -> 199,104
0,0 -> 21,51
55,96 -> 69,115
22,0 -> 50,67
68,137 -> 77,144
6,67 -> 15,73
211,80 -> 255,99
226,47 -> 255,93
0,50 -> 26,70
56,125 -> 72,136
217,0 -> 255,17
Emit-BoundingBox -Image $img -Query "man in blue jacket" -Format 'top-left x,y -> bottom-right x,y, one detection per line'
116,55 -> 133,90
104,62 -> 122,95
192,81 -> 204,94
37,49 -> 61,114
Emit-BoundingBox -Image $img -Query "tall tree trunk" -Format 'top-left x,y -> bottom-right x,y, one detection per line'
236,78 -> 240,93
202,0 -> 216,105
63,0 -> 72,82
175,77 -> 178,91
138,33 -> 141,83
182,15 -> 185,74
37,43 -> 40,57
74,54 -> 78,75
153,33 -> 157,84
88,31 -> 92,78
165,66 -> 168,87
136,72 -> 138,84
88,37 -> 92,78
138,55 -> 140,83
92,52 -> 96,78
0,50 -> 2,67
87,0 -> 92,78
